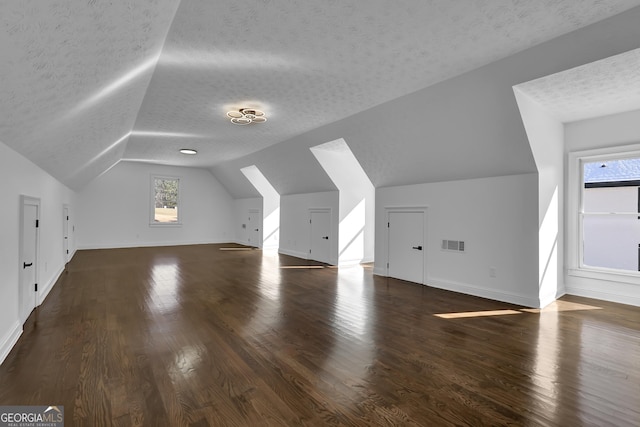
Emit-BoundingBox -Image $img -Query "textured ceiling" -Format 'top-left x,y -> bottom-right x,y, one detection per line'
515,48 -> 640,122
0,0 -> 179,189
1,1 -> 640,189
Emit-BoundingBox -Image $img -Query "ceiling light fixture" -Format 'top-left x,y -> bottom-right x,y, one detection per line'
179,149 -> 197,155
226,108 -> 267,125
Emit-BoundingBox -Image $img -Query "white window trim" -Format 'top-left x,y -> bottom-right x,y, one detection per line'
567,144 -> 640,285
150,174 -> 182,227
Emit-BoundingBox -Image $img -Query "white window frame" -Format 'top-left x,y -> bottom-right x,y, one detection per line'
150,174 -> 182,226
567,144 -> 640,285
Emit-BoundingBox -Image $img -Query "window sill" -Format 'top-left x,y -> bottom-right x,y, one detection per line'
149,222 -> 183,228
568,267 -> 640,285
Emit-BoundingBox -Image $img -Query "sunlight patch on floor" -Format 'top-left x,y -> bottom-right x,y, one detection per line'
521,300 -> 602,313
435,309 -> 523,319
436,300 -> 603,319
219,247 -> 257,251
280,265 -> 325,269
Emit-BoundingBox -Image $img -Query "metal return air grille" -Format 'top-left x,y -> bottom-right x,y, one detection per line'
442,239 -> 465,252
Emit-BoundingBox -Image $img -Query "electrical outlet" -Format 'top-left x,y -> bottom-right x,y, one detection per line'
489,267 -> 496,278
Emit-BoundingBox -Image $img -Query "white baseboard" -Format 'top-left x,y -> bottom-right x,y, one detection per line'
278,248 -> 309,260
539,287 -> 566,309
338,257 -> 375,266
0,321 -> 22,366
77,239 -> 230,250
566,285 -> 640,307
38,265 -> 65,306
373,266 -> 387,277
427,277 -> 540,308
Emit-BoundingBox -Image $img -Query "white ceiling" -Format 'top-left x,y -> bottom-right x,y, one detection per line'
515,48 -> 640,122
1,1 -> 640,190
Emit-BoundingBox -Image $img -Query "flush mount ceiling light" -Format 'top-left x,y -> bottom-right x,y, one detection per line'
226,108 -> 267,125
179,148 -> 197,155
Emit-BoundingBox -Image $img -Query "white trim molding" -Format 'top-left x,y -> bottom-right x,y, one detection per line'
37,265 -> 65,306
278,248 -> 310,260
428,277 -> 541,308
0,321 -> 22,366
383,205 -> 428,283
566,144 -> 640,306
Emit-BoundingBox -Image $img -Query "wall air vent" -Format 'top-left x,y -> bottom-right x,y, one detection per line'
442,239 -> 465,253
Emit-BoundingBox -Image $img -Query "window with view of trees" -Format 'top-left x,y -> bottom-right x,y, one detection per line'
151,176 -> 180,224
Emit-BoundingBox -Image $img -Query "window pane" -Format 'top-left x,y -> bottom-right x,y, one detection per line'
584,186 -> 637,213
582,157 -> 640,272
584,158 -> 640,213
154,178 -> 179,223
583,214 -> 640,271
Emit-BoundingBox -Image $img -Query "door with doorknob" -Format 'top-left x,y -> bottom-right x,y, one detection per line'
388,210 -> 425,284
246,209 -> 261,248
310,209 -> 331,264
20,198 -> 39,324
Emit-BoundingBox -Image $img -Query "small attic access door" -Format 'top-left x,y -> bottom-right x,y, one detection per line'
246,209 -> 261,248
387,209 -> 426,284
309,208 -> 332,264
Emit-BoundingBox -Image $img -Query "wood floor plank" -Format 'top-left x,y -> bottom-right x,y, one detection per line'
1,244 -> 639,426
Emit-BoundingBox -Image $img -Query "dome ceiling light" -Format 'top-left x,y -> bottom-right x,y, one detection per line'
226,108 -> 267,125
179,148 -> 197,155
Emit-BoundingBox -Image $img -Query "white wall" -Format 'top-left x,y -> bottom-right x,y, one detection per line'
310,140 -> 375,264
375,173 -> 540,307
232,197 -> 262,245
279,192 -> 339,264
514,89 -> 565,306
565,109 -> 640,306
76,161 -> 234,249
565,109 -> 640,152
0,141 -> 77,364
240,165 -> 280,249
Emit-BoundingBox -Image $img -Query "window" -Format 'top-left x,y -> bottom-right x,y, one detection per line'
569,146 -> 640,280
151,176 -> 180,225
582,157 -> 640,272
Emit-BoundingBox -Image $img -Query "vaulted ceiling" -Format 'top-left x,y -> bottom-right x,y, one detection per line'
2,1 -> 640,192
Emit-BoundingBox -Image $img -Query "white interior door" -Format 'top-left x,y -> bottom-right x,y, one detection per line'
310,210 -> 331,264
20,199 -> 39,324
247,209 -> 261,247
388,211 -> 425,284
63,206 -> 69,263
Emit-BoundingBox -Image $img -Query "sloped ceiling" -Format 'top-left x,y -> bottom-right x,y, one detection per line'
0,1 -> 179,189
515,48 -> 640,123
1,1 -> 640,192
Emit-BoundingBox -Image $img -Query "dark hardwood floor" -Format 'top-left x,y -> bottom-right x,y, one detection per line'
1,244 -> 639,426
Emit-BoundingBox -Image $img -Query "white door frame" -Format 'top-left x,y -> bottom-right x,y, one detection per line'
247,208 -> 262,248
385,206 -> 428,283
309,208 -> 333,264
19,195 -> 40,324
63,204 -> 71,263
